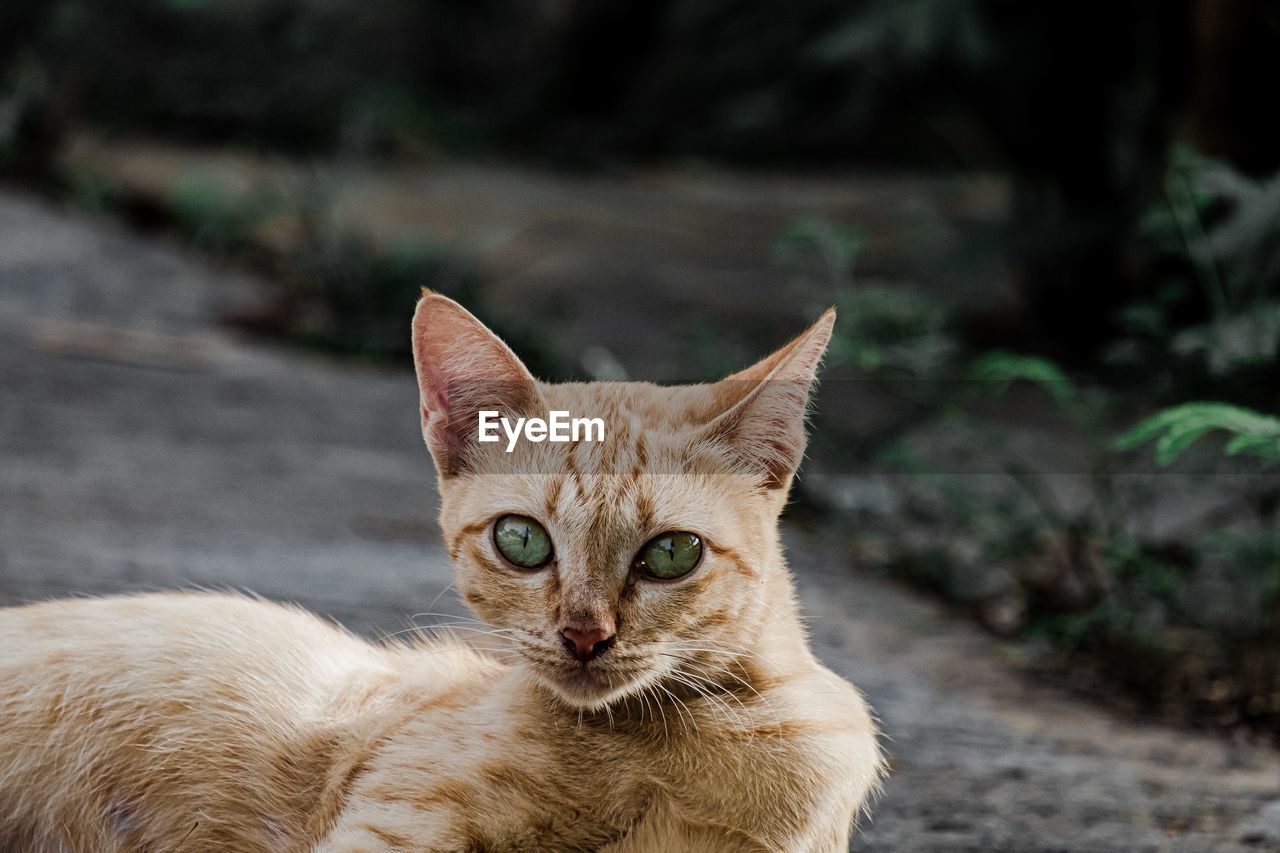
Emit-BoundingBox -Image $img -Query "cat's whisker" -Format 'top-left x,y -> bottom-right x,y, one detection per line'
405,618 -> 532,640
675,660 -> 756,714
381,625 -> 522,651
635,683 -> 656,732
661,651 -> 766,701
389,624 -> 518,640
651,648 -> 784,737
649,684 -> 670,739
664,671 -> 748,734
685,663 -> 781,743
653,681 -> 698,736
415,582 -> 460,623
681,659 -> 780,728
406,611 -> 501,626
658,639 -> 768,663
629,678 -> 667,739
403,612 -> 545,642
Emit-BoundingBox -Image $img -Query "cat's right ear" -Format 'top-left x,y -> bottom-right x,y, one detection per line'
411,292 -> 539,476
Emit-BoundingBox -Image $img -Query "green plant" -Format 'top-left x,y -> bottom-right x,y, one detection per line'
967,350 -> 1075,406
827,286 -> 955,377
168,174 -> 272,254
1116,402 -> 1280,464
770,216 -> 865,288
1125,146 -> 1280,374
770,215 -> 956,380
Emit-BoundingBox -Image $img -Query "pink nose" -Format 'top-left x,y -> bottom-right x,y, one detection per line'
559,626 -> 615,663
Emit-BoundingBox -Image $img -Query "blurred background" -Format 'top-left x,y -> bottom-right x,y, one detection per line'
1,1 -> 1279,847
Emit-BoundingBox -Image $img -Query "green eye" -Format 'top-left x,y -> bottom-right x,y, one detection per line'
493,515 -> 554,569
636,532 -> 703,580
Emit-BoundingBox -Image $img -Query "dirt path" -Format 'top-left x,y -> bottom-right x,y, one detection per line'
1,188 -> 1277,851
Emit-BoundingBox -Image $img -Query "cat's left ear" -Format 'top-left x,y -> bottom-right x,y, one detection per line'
703,309 -> 835,490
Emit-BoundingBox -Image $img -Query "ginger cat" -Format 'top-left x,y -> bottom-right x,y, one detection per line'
0,293 -> 883,851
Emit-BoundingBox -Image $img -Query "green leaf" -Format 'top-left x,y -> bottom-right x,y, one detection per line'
1116,403 -> 1280,465
968,351 -> 1076,406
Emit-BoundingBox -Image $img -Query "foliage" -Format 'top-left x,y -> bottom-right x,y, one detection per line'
167,175 -> 273,254
1116,403 -> 1280,465
1123,146 -> 1280,376
968,351 -> 1075,406
826,286 -> 955,377
770,217 -> 865,286
859,340 -> 1280,734
771,214 -> 955,380
287,234 -> 468,360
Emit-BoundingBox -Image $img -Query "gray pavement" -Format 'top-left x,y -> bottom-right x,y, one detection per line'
1,189 -> 1277,851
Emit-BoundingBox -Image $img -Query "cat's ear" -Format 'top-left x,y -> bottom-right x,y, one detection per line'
702,309 -> 835,490
412,292 -> 539,476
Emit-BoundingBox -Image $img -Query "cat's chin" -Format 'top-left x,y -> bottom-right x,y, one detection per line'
535,666 -> 643,710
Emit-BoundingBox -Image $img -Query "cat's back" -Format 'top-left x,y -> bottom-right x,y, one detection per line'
0,593 -> 391,736
0,593 -> 399,851
1,592 -> 378,678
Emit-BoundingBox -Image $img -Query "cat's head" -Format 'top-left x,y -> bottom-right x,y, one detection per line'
412,293 -> 832,710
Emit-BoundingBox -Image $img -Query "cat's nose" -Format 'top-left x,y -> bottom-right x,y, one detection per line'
559,625 -> 615,663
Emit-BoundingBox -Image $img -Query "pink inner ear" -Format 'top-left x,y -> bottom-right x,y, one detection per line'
411,294 -> 538,474
704,309 -> 835,488
420,364 -> 452,420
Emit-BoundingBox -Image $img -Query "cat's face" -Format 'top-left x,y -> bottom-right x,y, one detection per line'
412,294 -> 832,709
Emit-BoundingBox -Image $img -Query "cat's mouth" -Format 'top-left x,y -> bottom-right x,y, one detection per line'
532,658 -> 649,709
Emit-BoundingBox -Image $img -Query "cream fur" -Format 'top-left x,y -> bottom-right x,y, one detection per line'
0,294 -> 884,851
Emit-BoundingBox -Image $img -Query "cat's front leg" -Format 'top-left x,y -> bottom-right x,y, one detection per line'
654,666 -> 883,853
745,668 -> 883,852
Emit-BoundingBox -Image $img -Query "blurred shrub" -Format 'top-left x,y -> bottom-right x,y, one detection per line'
1119,147 -> 1280,381
168,174 -> 275,254
770,217 -> 865,287
1118,402 -> 1280,464
968,351 -> 1074,406
842,342 -> 1280,735
0,0 -> 1203,170
2,0 -> 444,154
281,235 -> 468,360
771,214 -> 955,380
826,286 -> 955,377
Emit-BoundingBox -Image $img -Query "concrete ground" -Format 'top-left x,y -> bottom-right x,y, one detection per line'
1,188 -> 1277,851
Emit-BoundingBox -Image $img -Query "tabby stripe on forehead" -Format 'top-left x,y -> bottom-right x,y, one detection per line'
544,475 -> 563,518
564,454 -> 586,501
598,417 -> 625,470
634,491 -> 655,532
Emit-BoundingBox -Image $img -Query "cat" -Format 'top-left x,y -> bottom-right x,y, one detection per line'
0,292 -> 884,851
